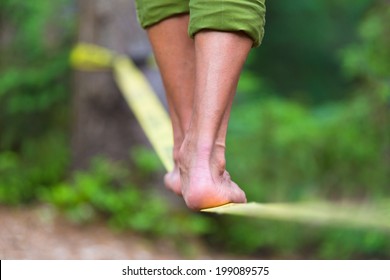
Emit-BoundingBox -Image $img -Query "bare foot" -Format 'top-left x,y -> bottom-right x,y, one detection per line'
164,164 -> 182,196
163,143 -> 183,196
178,137 -> 247,210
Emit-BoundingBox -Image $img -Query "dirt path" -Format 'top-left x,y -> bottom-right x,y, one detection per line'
0,205 -> 231,260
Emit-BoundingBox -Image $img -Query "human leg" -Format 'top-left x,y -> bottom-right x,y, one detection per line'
176,0 -> 266,209
135,0 -> 193,195
179,31 -> 251,210
147,24 -> 251,209
135,0 -> 266,209
146,14 -> 195,196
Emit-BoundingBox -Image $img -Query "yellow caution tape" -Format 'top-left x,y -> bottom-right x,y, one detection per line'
71,43 -> 390,231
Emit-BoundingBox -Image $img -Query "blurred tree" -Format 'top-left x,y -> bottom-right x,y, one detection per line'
71,0 -> 164,170
248,0 -> 375,104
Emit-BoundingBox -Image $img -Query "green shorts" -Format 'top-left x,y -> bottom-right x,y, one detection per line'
134,0 -> 266,47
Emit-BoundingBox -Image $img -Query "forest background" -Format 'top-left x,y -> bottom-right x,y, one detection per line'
0,0 -> 389,259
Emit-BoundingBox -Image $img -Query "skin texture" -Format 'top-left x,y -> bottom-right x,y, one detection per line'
147,15 -> 251,210
147,15 -> 194,196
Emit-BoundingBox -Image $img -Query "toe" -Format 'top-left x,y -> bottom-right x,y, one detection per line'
229,181 -> 247,204
164,170 -> 182,196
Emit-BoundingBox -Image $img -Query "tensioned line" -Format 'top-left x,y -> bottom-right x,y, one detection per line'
70,43 -> 390,232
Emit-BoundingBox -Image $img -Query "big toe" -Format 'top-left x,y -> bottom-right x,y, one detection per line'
229,182 -> 247,204
164,172 -> 182,196
222,172 -> 246,203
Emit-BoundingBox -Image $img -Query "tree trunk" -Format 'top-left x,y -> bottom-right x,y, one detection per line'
71,0 -> 165,170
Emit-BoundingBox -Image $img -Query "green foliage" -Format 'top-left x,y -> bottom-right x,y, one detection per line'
0,0 -> 73,201
342,5 -> 390,81
0,0 -> 74,149
41,158 -> 212,240
131,146 -> 165,177
250,0 -> 375,103
317,229 -> 390,259
0,131 -> 69,204
228,96 -> 388,201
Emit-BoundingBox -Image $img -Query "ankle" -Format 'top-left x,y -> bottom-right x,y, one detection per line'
179,136 -> 227,177
179,134 -> 213,160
